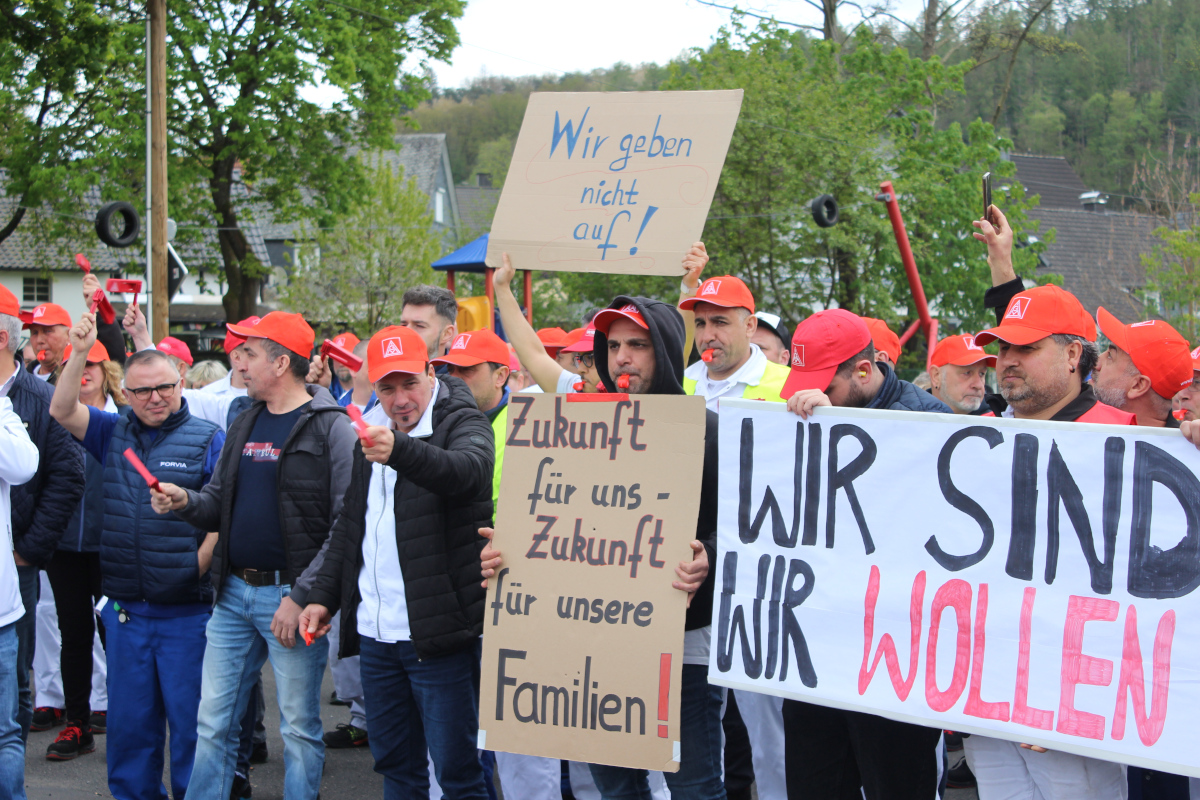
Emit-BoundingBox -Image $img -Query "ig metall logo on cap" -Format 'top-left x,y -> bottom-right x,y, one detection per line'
381,337 -> 404,358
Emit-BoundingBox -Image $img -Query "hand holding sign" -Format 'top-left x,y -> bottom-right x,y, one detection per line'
487,91 -> 742,276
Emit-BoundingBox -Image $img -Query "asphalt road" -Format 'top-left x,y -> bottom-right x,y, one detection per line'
23,665 -> 381,800
22,666 -> 979,800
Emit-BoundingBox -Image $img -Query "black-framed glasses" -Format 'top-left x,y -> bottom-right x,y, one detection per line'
126,381 -> 179,400
573,353 -> 595,368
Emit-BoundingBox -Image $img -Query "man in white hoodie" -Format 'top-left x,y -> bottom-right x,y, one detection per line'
0,394 -> 41,798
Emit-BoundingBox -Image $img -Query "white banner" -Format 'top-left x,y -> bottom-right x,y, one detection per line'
710,399 -> 1200,777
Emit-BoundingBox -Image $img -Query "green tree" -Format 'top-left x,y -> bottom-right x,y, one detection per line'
162,0 -> 463,322
558,21 -> 1045,340
277,156 -> 442,335
0,1 -> 141,248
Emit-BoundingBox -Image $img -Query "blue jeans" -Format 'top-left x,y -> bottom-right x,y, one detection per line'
189,576 -> 328,800
358,636 -> 488,800
0,622 -> 26,799
589,664 -> 725,800
102,602 -> 209,800
15,564 -> 36,741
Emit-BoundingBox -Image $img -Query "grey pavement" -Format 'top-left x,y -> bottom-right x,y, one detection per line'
22,663 -> 978,800
24,665 -> 380,800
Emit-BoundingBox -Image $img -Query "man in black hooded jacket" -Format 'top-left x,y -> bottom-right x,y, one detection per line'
298,325 -> 495,799
480,293 -> 724,800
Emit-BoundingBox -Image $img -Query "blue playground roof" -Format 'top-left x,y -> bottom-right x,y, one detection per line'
431,233 -> 489,273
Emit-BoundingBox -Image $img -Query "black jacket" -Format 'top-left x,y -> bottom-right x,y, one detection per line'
594,296 -> 719,633
178,385 -> 357,606
6,360 -> 85,565
306,376 -> 495,660
869,362 -> 953,414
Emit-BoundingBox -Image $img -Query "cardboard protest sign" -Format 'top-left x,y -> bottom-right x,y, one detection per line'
479,394 -> 707,771
486,90 -> 744,276
712,400 -> 1200,776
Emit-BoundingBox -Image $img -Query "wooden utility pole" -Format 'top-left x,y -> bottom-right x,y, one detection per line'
149,0 -> 168,341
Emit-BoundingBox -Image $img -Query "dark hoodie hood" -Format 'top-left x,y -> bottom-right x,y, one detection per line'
593,296 -> 687,395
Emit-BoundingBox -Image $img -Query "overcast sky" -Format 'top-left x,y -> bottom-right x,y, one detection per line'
430,0 -> 930,89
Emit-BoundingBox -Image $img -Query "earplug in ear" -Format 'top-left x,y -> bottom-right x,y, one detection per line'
859,370 -> 868,377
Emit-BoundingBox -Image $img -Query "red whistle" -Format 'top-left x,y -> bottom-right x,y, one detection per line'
346,404 -> 376,447
107,278 -> 143,308
123,448 -> 161,492
321,340 -> 363,373
36,350 -> 45,362
90,290 -> 115,325
302,629 -> 316,647
572,381 -> 584,391
75,253 -> 91,274
701,349 -> 714,363
616,374 -> 630,390
1173,408 -> 1188,422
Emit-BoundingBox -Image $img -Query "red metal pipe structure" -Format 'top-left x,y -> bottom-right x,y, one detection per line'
876,180 -> 938,371
445,268 -> 533,328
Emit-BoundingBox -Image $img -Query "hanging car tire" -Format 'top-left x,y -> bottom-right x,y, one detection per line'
811,194 -> 839,228
95,202 -> 141,248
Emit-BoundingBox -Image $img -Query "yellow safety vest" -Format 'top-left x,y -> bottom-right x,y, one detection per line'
683,359 -> 790,402
490,404 -> 508,506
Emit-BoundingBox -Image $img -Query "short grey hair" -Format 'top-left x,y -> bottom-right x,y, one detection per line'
0,313 -> 21,354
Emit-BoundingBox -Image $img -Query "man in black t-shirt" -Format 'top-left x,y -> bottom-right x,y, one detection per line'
153,312 -> 356,800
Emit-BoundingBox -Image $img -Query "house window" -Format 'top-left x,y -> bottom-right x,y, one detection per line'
435,189 -> 445,224
22,277 -> 50,303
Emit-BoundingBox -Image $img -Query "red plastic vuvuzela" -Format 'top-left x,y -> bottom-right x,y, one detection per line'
75,254 -> 91,274
123,448 -> 160,492
346,404 -> 376,447
321,339 -> 363,373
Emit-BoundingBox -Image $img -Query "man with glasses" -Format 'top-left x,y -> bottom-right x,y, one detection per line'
48,311 -> 224,800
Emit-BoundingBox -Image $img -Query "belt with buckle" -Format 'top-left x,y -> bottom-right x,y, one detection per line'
233,567 -> 293,587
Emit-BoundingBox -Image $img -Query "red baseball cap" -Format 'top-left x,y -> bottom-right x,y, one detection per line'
561,323 -> 598,354
226,312 -> 314,358
23,303 -> 71,329
862,318 -> 901,364
431,329 -> 511,368
537,327 -> 570,355
781,309 -> 873,398
974,284 -> 1096,346
593,303 -> 648,335
63,341 -> 111,363
157,336 -> 194,366
367,325 -> 428,382
508,344 -> 521,372
1191,344 -> 1200,372
223,315 -> 260,354
678,276 -> 756,313
332,331 -> 360,351
0,285 -> 19,318
1097,307 -> 1194,398
931,334 -> 997,368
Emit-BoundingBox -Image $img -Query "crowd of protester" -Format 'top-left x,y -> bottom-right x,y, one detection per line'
0,204 -> 1198,800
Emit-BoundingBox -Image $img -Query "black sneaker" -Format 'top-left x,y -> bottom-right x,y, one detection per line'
323,723 -> 368,749
249,740 -> 268,764
46,722 -> 95,761
230,773 -> 253,799
88,711 -> 106,733
31,707 -> 64,732
329,691 -> 350,707
947,758 -> 977,790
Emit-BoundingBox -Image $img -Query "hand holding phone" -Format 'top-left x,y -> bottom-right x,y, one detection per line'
982,172 -> 996,227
